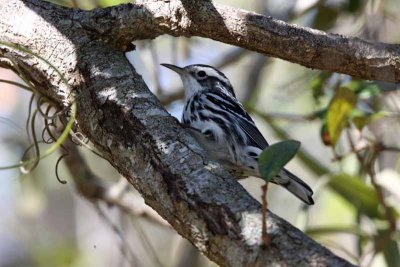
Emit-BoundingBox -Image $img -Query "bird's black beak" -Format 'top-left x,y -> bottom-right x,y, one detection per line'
161,63 -> 184,74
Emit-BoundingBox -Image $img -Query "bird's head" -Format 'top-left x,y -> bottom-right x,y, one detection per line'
161,64 -> 235,99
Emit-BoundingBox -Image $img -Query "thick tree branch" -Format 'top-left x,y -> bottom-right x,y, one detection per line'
62,139 -> 169,226
0,0 -> 355,266
91,0 -> 399,83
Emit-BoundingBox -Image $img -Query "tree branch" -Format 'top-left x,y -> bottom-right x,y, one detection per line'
0,0 -> 355,266
91,0 -> 399,83
62,139 -> 169,226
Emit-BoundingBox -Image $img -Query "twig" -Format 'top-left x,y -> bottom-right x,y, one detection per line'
93,203 -> 140,267
261,183 -> 271,248
364,153 -> 396,267
261,112 -> 318,122
306,225 -> 372,239
129,217 -> 165,267
0,78 -> 31,91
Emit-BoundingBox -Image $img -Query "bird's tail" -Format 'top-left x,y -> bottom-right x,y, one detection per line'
278,169 -> 314,205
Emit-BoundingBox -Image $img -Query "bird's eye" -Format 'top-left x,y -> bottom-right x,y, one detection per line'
197,71 -> 206,78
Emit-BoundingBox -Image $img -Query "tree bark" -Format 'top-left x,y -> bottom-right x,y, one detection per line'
0,0 -> 371,266
58,0 -> 400,83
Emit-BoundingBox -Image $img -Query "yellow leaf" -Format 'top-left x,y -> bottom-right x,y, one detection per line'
327,87 -> 356,146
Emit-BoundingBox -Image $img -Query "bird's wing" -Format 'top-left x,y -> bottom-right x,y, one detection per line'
205,91 -> 269,149
236,116 -> 268,149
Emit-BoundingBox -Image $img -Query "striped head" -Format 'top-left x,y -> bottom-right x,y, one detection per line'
161,64 -> 236,100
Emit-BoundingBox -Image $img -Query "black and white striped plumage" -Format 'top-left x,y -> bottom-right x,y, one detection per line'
161,63 -> 314,205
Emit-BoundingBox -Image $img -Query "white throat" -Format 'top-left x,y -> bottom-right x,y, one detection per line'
180,74 -> 203,101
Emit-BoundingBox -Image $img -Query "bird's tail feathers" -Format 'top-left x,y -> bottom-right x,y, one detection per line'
279,169 -> 314,205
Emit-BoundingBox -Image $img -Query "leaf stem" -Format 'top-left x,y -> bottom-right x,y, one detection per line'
261,183 -> 271,248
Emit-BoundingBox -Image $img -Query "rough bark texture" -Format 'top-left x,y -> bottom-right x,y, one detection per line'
66,0 -> 400,83
0,0 -> 379,266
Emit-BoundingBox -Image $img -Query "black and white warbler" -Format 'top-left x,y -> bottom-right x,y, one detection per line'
161,63 -> 314,205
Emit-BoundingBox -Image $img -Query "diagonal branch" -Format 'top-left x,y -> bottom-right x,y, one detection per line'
62,139 -> 169,226
0,0 -> 356,266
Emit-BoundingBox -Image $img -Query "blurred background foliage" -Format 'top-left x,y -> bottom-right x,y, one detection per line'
1,0 -> 400,266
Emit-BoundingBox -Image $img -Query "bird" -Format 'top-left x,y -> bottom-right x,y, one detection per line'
161,63 -> 314,205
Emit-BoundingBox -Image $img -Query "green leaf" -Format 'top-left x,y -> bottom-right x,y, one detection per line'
352,115 -> 370,130
328,174 -> 384,219
378,229 -> 400,267
349,109 -> 370,130
310,72 -> 331,101
349,109 -> 387,130
357,83 -> 381,98
341,80 -> 362,92
327,87 -> 357,146
314,108 -> 328,119
258,140 -> 300,183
